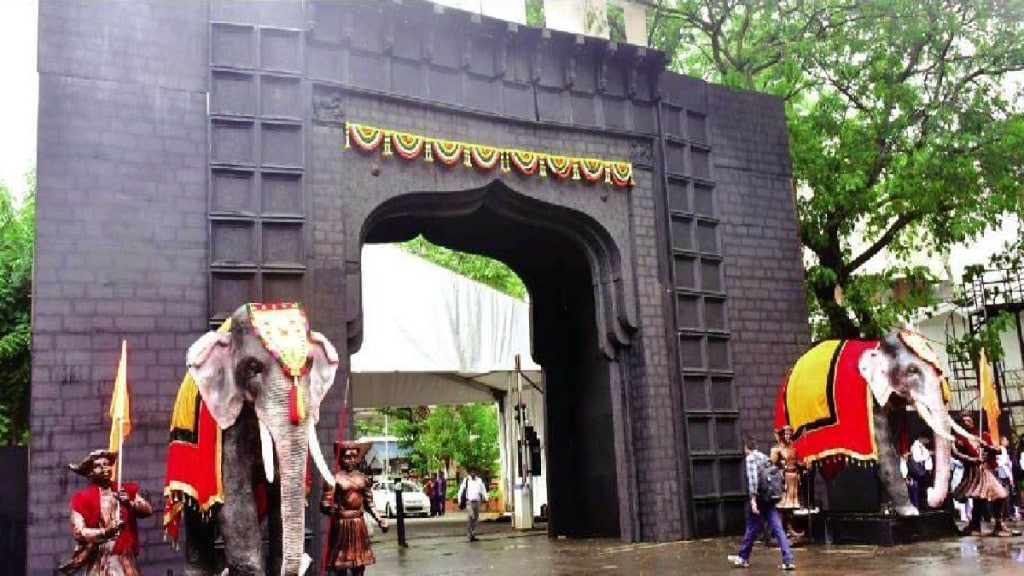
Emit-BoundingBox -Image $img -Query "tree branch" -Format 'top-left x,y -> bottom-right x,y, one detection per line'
846,210 -> 923,274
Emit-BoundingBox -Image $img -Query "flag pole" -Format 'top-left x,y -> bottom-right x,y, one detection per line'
117,339 -> 126,493
117,415 -> 124,493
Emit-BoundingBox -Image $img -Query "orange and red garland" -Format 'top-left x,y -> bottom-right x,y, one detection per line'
346,122 -> 634,189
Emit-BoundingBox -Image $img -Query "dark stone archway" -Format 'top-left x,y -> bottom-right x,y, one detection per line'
361,181 -> 631,537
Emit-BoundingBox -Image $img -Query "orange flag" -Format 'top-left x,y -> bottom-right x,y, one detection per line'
978,348 -> 1001,445
108,340 -> 132,462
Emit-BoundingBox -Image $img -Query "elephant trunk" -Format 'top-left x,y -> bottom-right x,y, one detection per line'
915,398 -> 952,508
262,376 -> 310,576
928,433 -> 951,508
275,430 -> 307,575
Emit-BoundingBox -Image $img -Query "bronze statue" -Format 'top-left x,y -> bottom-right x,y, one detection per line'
60,450 -> 153,576
771,426 -> 804,539
320,441 -> 389,575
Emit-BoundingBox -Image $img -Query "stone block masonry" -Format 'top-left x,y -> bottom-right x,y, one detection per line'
29,1 -> 807,573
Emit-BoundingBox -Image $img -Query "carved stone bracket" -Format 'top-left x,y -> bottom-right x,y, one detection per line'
628,48 -> 646,99
312,87 -> 344,124
628,141 -> 654,168
531,30 -> 550,84
598,43 -> 617,94
566,35 -> 585,90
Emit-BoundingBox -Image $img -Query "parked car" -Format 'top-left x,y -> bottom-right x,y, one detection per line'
371,480 -> 432,518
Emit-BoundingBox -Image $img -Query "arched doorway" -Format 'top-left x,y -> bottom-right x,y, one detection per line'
356,181 -> 633,537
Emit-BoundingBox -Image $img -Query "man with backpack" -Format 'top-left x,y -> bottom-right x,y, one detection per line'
728,436 -> 795,570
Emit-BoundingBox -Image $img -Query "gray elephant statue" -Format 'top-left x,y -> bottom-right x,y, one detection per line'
164,303 -> 339,576
774,330 -> 954,516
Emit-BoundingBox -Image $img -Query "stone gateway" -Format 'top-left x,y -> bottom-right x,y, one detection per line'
30,1 -> 808,573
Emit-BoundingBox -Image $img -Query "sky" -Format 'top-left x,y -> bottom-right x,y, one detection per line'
0,0 -> 1018,279
0,0 -> 37,200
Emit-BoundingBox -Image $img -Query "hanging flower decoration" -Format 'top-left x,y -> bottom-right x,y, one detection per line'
579,159 -> 605,183
609,162 -> 634,187
346,124 -> 384,153
545,156 -> 574,179
509,150 -> 540,176
345,122 -> 633,190
470,145 -> 501,171
391,132 -> 425,161
431,140 -> 464,167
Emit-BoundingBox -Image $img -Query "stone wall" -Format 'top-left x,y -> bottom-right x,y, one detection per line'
30,1 -> 807,572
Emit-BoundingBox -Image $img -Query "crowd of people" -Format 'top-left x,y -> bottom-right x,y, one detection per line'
904,413 -> 1024,536
730,417 -> 1024,570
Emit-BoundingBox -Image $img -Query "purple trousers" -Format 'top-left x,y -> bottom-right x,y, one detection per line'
736,499 -> 793,565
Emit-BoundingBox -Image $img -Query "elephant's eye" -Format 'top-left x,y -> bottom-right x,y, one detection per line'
242,359 -> 264,379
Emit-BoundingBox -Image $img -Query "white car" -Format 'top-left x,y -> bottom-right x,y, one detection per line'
371,480 -> 432,518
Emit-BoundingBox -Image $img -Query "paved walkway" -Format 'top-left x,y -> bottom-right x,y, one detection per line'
368,516 -> 1024,575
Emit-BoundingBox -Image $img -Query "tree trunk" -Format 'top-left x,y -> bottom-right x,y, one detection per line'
811,276 -> 861,339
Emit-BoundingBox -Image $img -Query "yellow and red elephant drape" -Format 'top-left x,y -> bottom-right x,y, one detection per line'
163,364 -> 226,542
773,340 -> 881,468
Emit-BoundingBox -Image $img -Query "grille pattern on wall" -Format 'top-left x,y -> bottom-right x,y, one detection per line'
208,23 -> 308,322
660,103 -> 744,536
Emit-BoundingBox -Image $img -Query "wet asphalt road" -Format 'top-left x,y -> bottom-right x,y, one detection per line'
368,515 -> 1024,575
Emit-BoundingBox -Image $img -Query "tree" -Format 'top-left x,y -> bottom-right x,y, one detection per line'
646,0 -> 1024,339
401,236 -> 527,300
384,403 -> 500,479
0,174 -> 34,445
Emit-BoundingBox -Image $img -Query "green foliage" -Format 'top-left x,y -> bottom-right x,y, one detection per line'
525,0 -> 544,28
401,236 -> 527,300
946,309 -> 1015,367
379,403 -> 500,479
649,0 -> 1024,338
0,174 -> 34,445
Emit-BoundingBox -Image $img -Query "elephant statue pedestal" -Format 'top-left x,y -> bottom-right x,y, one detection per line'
806,510 -> 958,546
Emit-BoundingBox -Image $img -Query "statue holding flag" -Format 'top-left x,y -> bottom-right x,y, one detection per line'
950,348 -> 1012,537
60,341 -> 153,575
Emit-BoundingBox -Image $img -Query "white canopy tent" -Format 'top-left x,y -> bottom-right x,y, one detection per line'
351,243 -> 541,407
350,243 -> 547,519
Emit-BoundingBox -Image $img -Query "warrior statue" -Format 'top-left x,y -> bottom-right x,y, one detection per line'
320,441 -> 389,575
60,450 -> 153,576
771,426 -> 805,539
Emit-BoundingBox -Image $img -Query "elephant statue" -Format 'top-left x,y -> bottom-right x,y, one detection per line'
164,303 -> 339,576
774,330 -> 954,516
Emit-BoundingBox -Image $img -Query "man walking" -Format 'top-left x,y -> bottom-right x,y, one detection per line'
436,472 -> 447,516
728,436 -> 795,570
458,470 -> 488,542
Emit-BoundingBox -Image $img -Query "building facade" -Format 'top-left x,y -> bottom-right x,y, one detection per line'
29,1 -> 809,573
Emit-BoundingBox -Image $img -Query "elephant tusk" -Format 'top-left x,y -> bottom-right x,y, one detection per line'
258,419 -> 276,484
948,416 -> 976,440
300,553 -> 312,576
308,420 -> 335,488
915,401 -> 954,442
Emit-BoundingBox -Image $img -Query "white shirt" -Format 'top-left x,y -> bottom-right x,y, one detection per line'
996,447 -> 1013,480
459,476 -> 488,502
910,439 -> 933,472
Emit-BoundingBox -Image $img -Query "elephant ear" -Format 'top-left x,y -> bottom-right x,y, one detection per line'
859,348 -> 894,406
187,330 -> 241,429
308,331 -> 339,423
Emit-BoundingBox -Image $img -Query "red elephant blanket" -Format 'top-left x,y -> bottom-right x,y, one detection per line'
773,339 -> 881,467
163,374 -> 224,542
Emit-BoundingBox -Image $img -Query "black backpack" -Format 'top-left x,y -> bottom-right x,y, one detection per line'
756,457 -> 784,502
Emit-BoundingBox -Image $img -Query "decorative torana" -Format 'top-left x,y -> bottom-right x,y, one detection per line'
345,122 -> 635,189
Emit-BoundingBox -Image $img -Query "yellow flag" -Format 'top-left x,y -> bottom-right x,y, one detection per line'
978,348 -> 1001,445
108,340 -> 132,455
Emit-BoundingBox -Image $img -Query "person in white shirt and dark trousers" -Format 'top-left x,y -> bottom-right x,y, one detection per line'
458,470 -> 489,541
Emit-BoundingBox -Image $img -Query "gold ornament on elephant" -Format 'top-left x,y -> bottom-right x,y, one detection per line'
247,303 -> 313,423
897,329 -> 944,376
